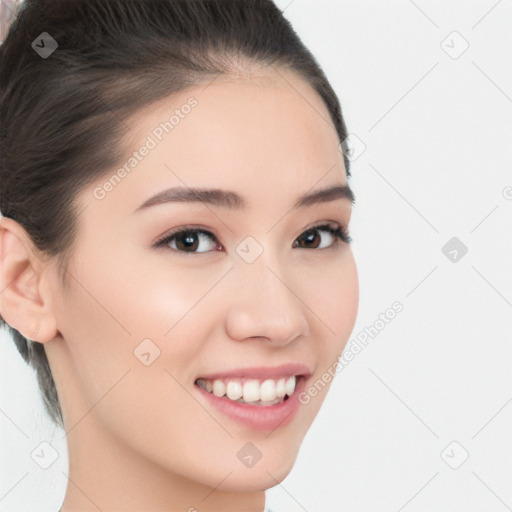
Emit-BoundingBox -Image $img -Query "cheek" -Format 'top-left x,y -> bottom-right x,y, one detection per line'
69,243 -> 219,343
299,249 -> 359,351
284,250 -> 358,420
57,248 -> 220,407
55,252 -> 236,480
336,252 -> 359,343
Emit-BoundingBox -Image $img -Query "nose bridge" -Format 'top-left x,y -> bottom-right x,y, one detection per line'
225,240 -> 310,344
238,244 -> 282,298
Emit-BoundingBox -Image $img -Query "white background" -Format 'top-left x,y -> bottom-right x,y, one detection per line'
1,1 -> 511,511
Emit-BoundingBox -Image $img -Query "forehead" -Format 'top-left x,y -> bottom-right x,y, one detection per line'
85,66 -> 347,216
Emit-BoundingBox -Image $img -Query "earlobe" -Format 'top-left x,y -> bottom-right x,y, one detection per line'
0,217 -> 59,343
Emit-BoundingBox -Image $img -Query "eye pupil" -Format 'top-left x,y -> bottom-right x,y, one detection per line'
177,232 -> 199,251
299,229 -> 320,249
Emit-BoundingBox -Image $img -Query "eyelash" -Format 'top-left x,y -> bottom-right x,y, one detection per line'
153,222 -> 352,254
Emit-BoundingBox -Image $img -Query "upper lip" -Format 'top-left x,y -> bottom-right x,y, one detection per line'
196,363 -> 313,381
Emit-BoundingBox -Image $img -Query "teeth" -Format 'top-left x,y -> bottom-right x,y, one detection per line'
275,378 -> 286,398
285,375 -> 296,396
226,381 -> 243,400
260,379 -> 276,401
243,379 -> 260,403
212,379 -> 225,397
197,375 -> 297,405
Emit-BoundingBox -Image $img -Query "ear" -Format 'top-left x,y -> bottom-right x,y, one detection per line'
0,216 -> 59,343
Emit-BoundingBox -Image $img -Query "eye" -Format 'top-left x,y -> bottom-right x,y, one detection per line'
153,222 -> 352,254
293,223 -> 352,249
154,227 -> 221,254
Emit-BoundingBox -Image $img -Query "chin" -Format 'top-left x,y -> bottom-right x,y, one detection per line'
218,464 -> 295,493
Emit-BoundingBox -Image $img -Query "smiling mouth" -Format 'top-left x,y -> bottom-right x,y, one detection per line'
194,374 -> 305,406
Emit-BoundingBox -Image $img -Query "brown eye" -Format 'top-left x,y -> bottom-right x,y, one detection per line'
296,228 -> 322,249
294,224 -> 351,249
155,228 -> 220,254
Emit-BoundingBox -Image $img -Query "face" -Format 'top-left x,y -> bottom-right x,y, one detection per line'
45,66 -> 359,493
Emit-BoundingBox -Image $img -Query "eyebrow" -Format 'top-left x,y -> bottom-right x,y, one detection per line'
134,184 -> 355,213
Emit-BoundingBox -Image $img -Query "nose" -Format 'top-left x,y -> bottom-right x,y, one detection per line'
224,254 -> 311,346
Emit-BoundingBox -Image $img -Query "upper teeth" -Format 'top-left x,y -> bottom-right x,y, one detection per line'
196,376 -> 297,403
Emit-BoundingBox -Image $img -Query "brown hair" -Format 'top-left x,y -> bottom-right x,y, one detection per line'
0,0 -> 351,428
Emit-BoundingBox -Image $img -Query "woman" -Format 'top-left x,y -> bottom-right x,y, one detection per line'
0,0 -> 359,510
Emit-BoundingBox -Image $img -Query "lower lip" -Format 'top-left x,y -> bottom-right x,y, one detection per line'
194,376 -> 307,432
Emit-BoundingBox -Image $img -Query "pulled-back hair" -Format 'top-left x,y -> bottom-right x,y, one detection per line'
0,0 -> 351,428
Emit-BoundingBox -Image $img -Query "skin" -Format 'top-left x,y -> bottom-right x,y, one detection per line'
0,65 -> 359,511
